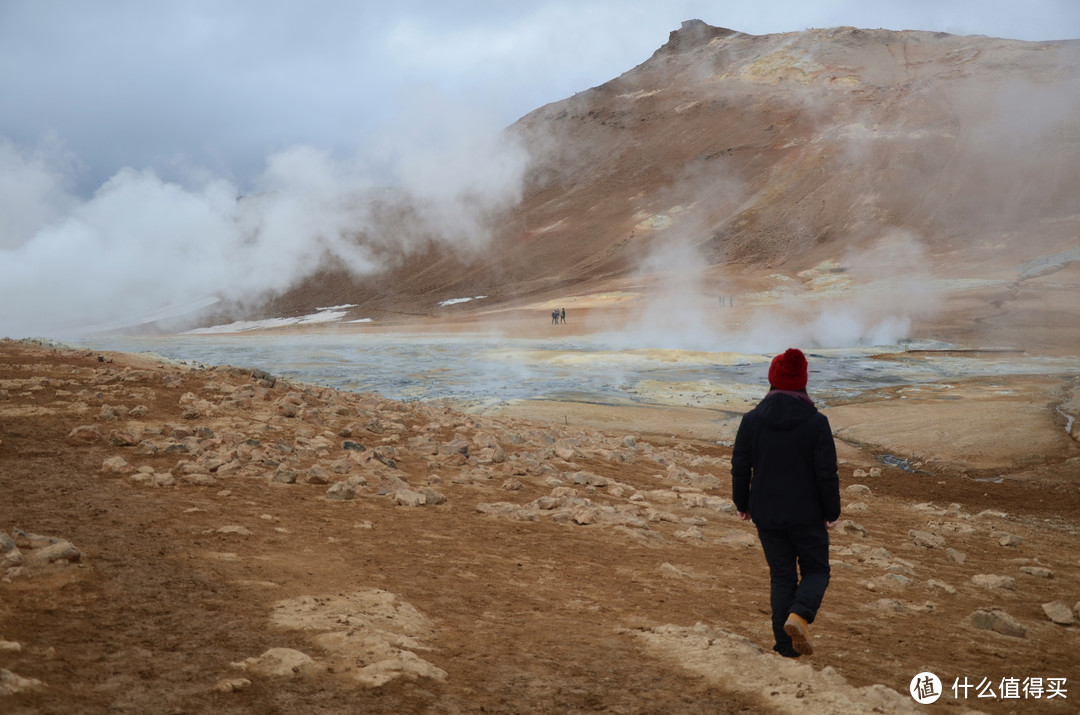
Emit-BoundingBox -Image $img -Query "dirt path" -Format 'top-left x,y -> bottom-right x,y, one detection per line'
1,341 -> 1078,713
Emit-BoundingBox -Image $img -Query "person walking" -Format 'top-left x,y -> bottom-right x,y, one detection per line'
731,348 -> 840,658
560,307 -> 566,324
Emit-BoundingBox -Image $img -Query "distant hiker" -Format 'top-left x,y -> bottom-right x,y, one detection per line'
560,308 -> 566,324
551,309 -> 559,325
719,296 -> 725,307
730,295 -> 734,308
731,348 -> 840,658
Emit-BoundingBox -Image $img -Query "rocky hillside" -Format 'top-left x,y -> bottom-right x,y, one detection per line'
260,20 -> 1079,322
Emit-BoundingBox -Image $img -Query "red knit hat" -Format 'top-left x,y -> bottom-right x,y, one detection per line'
769,348 -> 808,391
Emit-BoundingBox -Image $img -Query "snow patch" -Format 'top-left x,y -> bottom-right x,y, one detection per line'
438,295 -> 487,307
185,309 -> 349,334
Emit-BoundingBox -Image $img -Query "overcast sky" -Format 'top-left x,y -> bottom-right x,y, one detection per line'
2,0 -> 1079,196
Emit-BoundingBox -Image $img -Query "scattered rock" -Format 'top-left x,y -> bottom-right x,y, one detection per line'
674,526 -> 704,540
231,648 -> 325,678
423,488 -> 446,506
216,525 -> 253,537
102,456 -> 135,475
872,598 -> 903,611
14,530 -> 63,549
270,469 -> 298,485
838,520 -> 867,537
997,534 -> 1024,547
927,579 -> 957,595
108,430 -> 139,446
970,608 -> 1027,638
393,489 -> 427,507
845,484 -> 871,495
306,466 -> 331,485
214,677 -> 252,693
659,562 -> 692,579
24,541 -> 81,565
0,668 -> 45,695
718,530 -> 756,548
909,529 -> 945,549
945,548 -> 966,564
326,482 -> 357,501
67,425 -> 103,444
0,533 -> 22,568
1019,565 -> 1053,578
972,574 -> 1016,591
1041,601 -> 1074,626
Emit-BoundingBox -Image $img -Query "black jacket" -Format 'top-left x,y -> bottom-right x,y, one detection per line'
731,392 -> 841,529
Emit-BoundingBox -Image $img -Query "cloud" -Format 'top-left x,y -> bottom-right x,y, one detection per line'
4,1 -> 1074,195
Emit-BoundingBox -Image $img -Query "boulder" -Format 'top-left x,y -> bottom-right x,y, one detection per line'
423,488 -> 446,506
972,574 -> 1016,591
270,469 -> 297,485
909,529 -> 945,549
970,609 -> 1027,638
1041,601 -> 1074,625
0,533 -> 23,568
326,482 -> 357,501
393,489 -> 427,507
67,425 -> 103,444
25,541 -> 81,565
102,456 -> 135,475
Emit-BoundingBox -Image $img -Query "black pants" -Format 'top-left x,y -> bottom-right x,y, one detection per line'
756,523 -> 830,652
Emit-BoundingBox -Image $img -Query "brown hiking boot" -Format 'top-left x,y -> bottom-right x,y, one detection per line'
784,613 -> 814,656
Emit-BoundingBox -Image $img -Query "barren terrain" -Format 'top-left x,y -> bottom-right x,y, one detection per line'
1,321 -> 1078,713
3,19 -> 1080,715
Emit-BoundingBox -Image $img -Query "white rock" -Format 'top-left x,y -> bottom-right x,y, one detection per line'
0,668 -> 45,695
972,574 -> 1016,591
927,579 -> 957,595
231,648 -> 325,678
102,456 -> 135,475
214,677 -> 251,692
216,525 -> 253,537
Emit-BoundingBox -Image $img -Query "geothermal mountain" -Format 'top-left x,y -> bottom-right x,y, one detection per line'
261,20 -> 1080,323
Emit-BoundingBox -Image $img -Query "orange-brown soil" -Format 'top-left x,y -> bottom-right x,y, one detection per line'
1,338 -> 1078,713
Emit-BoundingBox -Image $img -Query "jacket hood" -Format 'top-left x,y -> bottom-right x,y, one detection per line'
757,392 -> 818,431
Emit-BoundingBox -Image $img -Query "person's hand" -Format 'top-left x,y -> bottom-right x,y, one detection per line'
737,511 -> 752,522
825,520 -> 838,530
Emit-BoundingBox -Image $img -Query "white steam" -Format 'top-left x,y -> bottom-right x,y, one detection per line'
606,228 -> 938,353
0,100 -> 530,338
